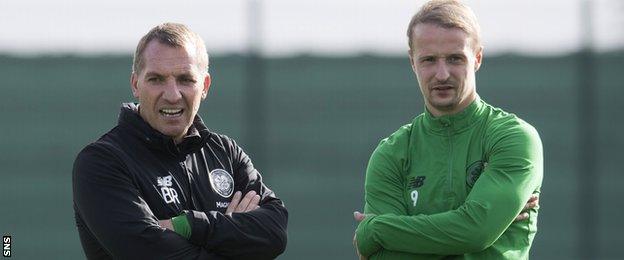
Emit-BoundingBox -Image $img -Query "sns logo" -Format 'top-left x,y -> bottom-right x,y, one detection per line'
3,235 -> 10,257
157,175 -> 180,204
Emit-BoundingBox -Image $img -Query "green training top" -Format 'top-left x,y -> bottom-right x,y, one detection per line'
356,98 -> 543,259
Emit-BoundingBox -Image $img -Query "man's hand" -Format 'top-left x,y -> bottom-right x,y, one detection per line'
514,194 -> 539,222
351,195 -> 538,258
226,190 -> 261,216
159,219 -> 174,231
354,211 -> 366,222
353,211 -> 368,260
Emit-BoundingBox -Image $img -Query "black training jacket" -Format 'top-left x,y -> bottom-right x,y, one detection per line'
73,103 -> 288,260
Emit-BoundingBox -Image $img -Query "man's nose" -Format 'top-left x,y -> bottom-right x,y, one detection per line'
434,62 -> 450,81
162,79 -> 183,102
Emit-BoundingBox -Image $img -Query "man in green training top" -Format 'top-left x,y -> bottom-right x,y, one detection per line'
353,0 -> 543,259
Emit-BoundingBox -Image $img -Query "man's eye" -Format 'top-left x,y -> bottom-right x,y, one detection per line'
421,57 -> 435,63
147,77 -> 161,82
448,56 -> 464,63
181,78 -> 196,83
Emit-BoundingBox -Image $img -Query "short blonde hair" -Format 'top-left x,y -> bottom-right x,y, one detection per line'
132,23 -> 209,74
407,0 -> 481,53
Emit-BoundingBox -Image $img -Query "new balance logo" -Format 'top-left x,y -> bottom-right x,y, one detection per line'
157,175 -> 180,204
408,176 -> 426,189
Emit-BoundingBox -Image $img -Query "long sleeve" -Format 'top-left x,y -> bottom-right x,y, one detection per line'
358,129 -> 445,259
73,144 -> 223,260
184,138 -> 288,260
357,124 -> 543,256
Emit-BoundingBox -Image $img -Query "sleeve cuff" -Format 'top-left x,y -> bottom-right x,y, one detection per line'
356,215 -> 381,256
171,212 -> 191,239
186,210 -> 216,246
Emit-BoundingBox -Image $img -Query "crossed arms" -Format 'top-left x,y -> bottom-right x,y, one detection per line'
73,144 -> 287,260
354,125 -> 543,258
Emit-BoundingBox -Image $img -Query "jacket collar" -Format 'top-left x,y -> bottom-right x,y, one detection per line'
422,97 -> 486,135
117,103 -> 211,157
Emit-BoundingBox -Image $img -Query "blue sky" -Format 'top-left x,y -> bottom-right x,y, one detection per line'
1,0 -> 622,56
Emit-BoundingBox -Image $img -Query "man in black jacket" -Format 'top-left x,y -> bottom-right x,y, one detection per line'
73,23 -> 288,260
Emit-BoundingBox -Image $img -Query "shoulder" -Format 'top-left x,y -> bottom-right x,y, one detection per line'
206,131 -> 236,148
202,131 -> 256,168
481,104 -> 542,156
204,131 -> 244,155
73,129 -> 130,179
377,119 -> 418,150
368,116 -> 423,170
486,105 -> 539,137
75,131 -> 123,163
374,113 -> 426,154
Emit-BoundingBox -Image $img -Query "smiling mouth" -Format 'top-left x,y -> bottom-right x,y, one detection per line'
159,108 -> 184,117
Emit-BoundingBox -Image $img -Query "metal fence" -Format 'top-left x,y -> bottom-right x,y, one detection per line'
1,52 -> 622,259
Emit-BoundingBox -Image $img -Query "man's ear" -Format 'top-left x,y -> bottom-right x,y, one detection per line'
130,72 -> 139,98
474,46 -> 484,72
202,73 -> 212,100
408,50 -> 417,74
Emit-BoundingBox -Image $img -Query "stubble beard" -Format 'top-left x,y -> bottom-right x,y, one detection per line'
425,80 -> 461,113
428,92 -> 459,112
